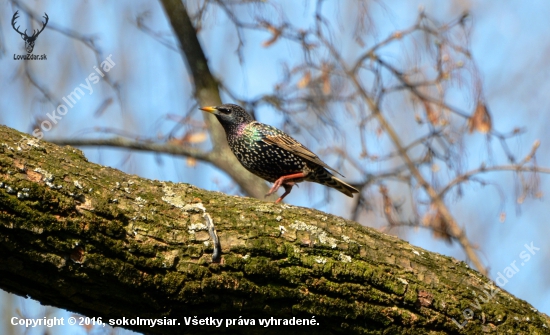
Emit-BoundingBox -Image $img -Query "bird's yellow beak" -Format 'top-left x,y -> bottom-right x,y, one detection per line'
199,106 -> 217,114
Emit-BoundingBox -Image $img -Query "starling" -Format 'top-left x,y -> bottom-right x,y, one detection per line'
200,104 -> 359,203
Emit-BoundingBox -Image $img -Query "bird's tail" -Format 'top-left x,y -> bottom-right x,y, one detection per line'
311,168 -> 359,197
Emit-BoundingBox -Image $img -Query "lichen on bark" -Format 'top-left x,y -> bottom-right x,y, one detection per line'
0,125 -> 549,334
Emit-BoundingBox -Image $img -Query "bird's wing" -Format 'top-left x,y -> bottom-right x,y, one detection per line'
261,131 -> 344,177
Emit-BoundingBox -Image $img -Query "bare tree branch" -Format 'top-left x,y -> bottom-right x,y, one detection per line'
159,0 -> 275,200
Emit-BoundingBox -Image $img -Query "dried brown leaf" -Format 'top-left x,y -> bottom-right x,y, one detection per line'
187,157 -> 197,167
422,100 -> 440,126
379,185 -> 398,226
297,71 -> 311,88
175,132 -> 208,145
186,132 -> 207,144
262,25 -> 281,47
468,101 -> 492,133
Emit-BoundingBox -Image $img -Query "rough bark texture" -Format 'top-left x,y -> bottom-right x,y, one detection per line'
0,125 -> 549,335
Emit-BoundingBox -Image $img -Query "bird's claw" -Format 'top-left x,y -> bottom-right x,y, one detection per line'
265,179 -> 283,197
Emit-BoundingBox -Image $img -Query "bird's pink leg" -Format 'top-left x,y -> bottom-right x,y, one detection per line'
266,172 -> 306,203
275,184 -> 295,203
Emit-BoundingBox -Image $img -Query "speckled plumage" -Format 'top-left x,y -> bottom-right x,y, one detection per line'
200,104 -> 359,203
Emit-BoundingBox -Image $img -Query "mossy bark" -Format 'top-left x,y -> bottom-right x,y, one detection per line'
0,125 -> 548,335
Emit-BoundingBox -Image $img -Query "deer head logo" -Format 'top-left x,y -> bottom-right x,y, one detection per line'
11,10 -> 49,54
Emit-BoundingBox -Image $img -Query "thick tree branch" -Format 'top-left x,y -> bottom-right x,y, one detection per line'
1,127 -> 549,335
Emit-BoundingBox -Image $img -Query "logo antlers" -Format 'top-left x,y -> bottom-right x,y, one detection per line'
11,10 -> 49,53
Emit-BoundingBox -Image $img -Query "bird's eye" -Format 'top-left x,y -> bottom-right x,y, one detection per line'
218,108 -> 231,114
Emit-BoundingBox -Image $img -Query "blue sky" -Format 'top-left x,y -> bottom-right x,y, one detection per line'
1,0 -> 549,333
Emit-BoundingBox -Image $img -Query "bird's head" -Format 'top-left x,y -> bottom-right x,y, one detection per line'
200,104 -> 254,130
